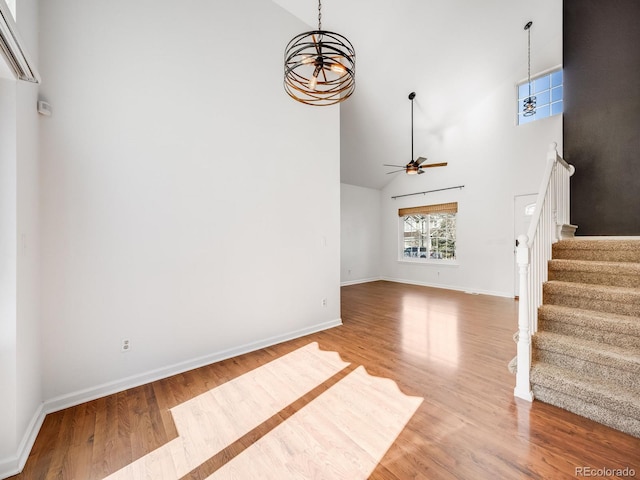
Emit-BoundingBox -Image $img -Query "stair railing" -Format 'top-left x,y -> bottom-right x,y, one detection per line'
514,142 -> 575,401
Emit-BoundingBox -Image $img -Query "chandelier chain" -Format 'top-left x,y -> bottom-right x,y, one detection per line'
318,0 -> 322,30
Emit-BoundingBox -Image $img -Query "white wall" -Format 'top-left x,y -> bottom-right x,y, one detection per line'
16,0 -> 42,459
340,183 -> 381,285
381,64 -> 563,297
0,77 -> 19,467
15,78 -> 41,471
0,0 -> 42,475
37,0 -> 341,405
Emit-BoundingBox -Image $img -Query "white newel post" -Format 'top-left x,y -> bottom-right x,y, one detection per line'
515,234 -> 534,401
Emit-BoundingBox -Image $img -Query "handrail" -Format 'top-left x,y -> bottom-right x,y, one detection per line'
526,145 -> 575,247
557,155 -> 572,173
514,142 -> 575,402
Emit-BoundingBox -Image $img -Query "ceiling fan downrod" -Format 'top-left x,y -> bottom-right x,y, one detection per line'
409,92 -> 416,163
382,91 -> 447,175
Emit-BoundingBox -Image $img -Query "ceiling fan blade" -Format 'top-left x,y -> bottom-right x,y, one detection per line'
383,164 -> 407,168
416,157 -> 428,165
386,169 -> 405,174
420,162 -> 448,168
417,169 -> 425,174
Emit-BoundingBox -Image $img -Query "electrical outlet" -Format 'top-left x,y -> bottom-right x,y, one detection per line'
121,338 -> 131,352
321,298 -> 327,307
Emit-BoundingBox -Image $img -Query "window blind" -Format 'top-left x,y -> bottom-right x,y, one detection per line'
398,202 -> 458,217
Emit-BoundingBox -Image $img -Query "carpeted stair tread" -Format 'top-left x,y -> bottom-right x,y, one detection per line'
543,281 -> 640,316
533,331 -> 640,392
553,239 -> 640,263
533,331 -> 640,374
549,259 -> 640,273
553,238 -> 640,251
537,313 -> 640,350
531,362 -> 640,431
544,281 -> 640,303
548,259 -> 640,288
532,383 -> 640,438
538,304 -> 640,338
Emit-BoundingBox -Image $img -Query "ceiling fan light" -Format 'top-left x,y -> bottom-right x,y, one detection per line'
406,166 -> 419,175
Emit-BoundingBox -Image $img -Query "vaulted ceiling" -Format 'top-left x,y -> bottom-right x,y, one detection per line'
274,0 -> 562,190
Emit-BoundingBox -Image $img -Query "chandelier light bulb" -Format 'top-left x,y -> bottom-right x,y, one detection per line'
330,59 -> 346,75
301,55 -> 315,65
308,74 -> 318,90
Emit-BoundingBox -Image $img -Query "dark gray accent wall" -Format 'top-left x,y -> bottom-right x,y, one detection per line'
564,0 -> 640,235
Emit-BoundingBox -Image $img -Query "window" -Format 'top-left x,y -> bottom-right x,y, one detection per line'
399,203 -> 457,261
517,69 -> 563,125
524,203 -> 536,216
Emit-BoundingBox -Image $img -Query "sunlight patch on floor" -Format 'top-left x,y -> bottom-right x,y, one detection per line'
401,294 -> 460,366
101,342 -> 422,479
208,365 -> 423,479
102,342 -> 347,479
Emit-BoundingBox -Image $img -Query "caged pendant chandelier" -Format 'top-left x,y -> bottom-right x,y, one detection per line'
284,0 -> 356,106
523,21 -> 536,117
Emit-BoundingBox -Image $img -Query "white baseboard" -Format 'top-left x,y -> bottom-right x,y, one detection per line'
0,319 -> 342,480
380,276 -> 513,299
0,404 -> 46,479
45,318 -> 342,414
340,276 -> 382,286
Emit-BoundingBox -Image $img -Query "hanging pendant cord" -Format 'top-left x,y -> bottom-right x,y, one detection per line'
527,24 -> 532,97
411,97 -> 414,161
318,0 -> 322,30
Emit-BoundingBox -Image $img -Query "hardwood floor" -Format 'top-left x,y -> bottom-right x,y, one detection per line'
10,281 -> 640,479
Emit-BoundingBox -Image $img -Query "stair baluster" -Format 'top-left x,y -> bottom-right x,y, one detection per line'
514,142 -> 575,401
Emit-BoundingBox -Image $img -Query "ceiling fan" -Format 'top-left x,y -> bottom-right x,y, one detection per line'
384,92 -> 447,175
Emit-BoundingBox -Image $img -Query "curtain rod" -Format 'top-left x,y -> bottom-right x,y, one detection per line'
391,185 -> 465,200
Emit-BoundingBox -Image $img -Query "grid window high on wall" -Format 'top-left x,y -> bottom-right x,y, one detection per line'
517,69 -> 563,125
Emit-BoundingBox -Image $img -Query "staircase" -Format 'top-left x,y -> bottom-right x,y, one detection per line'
530,238 -> 640,438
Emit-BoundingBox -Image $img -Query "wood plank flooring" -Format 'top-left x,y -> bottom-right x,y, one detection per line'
10,281 -> 640,479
